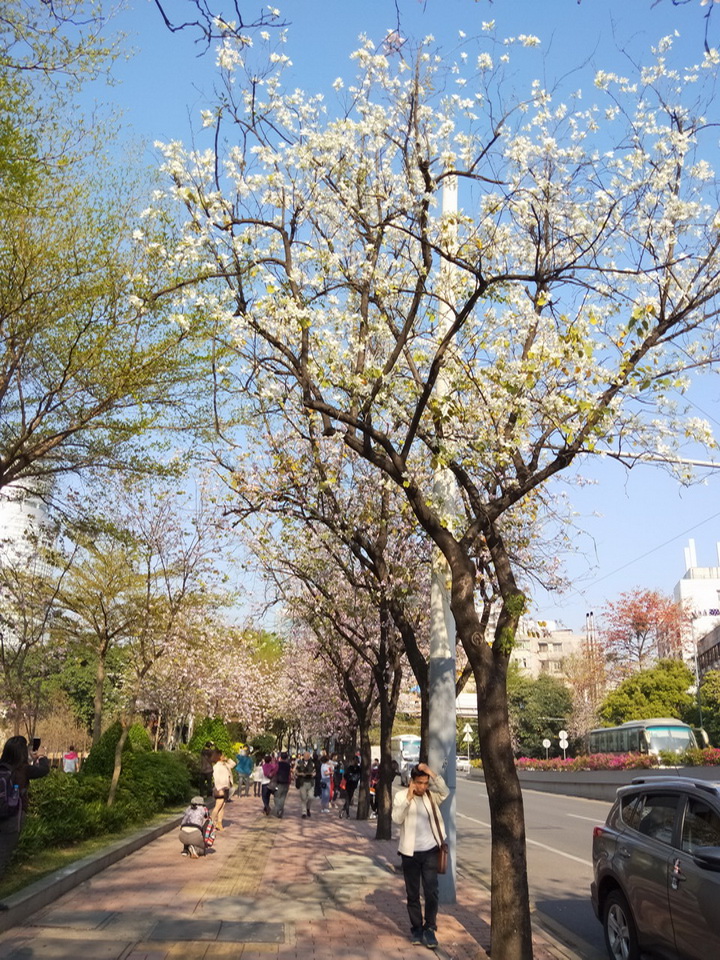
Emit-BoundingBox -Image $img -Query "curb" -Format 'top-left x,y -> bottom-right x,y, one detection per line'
0,813 -> 182,934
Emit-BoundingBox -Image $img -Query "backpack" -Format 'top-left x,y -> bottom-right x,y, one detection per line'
181,804 -> 206,829
0,764 -> 21,820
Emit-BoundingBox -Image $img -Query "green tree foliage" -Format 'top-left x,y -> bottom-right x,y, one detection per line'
46,645 -> 129,735
506,667 -> 573,758
188,716 -> 234,756
16,750 -> 191,860
0,3 -> 214,492
82,720 -> 152,777
599,659 -> 695,726
699,670 -> 720,747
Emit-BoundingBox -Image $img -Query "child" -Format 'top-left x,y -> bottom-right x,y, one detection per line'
179,796 -> 212,858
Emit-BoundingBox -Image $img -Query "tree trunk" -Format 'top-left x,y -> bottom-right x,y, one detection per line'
448,549 -> 533,960
356,725 -> 372,820
154,711 -> 162,751
107,714 -> 132,807
476,650 -> 532,960
92,655 -> 106,746
375,678 -> 395,840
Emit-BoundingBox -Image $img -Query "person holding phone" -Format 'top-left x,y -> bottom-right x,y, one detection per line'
391,762 -> 449,950
0,735 -> 50,903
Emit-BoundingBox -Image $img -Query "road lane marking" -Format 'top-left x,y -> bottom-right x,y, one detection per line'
458,812 -> 592,867
568,814 -> 604,823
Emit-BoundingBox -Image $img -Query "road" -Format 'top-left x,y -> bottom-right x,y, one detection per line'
455,778 -> 611,959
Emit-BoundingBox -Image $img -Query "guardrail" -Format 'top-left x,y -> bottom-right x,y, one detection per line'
468,765 -> 720,802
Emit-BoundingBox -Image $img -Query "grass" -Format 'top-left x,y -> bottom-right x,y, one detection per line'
0,805 -> 185,901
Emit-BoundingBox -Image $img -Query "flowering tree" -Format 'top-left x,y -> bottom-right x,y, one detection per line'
601,588 -> 691,673
151,28 -> 720,959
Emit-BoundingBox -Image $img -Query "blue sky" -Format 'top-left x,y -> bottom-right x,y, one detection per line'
100,0 -> 720,632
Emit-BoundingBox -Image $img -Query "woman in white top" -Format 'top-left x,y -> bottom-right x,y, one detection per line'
391,762 -> 449,950
211,750 -> 233,830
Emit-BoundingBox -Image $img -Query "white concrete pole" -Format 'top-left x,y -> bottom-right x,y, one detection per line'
428,176 -> 459,903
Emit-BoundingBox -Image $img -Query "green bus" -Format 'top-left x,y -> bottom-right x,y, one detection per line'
587,718 -> 698,756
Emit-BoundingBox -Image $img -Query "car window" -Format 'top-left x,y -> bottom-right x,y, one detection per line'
681,797 -> 720,853
619,794 -> 642,830
633,793 -> 678,845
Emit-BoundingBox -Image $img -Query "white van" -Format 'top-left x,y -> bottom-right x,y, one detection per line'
391,734 -> 422,785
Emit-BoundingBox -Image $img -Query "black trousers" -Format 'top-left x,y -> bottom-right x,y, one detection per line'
400,847 -> 439,932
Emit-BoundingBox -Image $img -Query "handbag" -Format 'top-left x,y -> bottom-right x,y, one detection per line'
436,840 -> 449,874
428,794 -> 449,874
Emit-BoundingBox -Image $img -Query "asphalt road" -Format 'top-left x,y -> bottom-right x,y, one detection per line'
455,777 -> 612,960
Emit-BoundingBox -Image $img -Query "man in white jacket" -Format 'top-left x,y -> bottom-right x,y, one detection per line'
391,762 -> 449,950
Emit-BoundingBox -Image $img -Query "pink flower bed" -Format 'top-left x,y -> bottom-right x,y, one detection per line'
515,753 -> 658,772
514,748 -> 720,771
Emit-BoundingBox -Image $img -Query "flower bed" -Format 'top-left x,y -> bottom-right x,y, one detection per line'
512,748 -> 720,771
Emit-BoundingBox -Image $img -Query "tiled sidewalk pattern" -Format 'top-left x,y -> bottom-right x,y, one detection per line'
0,791 -> 578,960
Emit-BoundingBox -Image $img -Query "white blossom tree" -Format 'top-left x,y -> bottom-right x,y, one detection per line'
150,27 -> 720,959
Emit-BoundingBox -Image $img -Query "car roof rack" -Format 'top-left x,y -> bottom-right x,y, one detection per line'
628,776 -> 720,796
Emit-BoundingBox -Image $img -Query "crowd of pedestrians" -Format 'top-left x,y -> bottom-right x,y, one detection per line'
0,734 -> 449,950
190,744 -> 448,949
199,744 -> 366,822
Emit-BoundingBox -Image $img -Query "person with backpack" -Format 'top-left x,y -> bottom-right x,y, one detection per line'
178,796 -> 212,858
0,735 -> 50,904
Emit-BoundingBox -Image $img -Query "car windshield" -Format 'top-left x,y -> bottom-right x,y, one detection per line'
646,726 -> 694,753
403,743 -> 420,760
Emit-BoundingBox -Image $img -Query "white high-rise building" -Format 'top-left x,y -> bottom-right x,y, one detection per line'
673,538 -> 720,659
0,484 -> 52,563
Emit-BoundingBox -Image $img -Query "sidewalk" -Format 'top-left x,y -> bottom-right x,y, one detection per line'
0,791 -> 581,960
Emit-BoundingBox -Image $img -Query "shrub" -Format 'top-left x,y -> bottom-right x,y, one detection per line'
82,721 -> 152,777
120,751 -> 192,809
249,733 -> 275,758
515,752 -> 659,772
682,746 -> 720,766
188,717 -> 234,756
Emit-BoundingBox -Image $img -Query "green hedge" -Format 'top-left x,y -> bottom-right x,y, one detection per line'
187,717 -> 234,756
17,748 -> 191,859
82,721 -> 152,777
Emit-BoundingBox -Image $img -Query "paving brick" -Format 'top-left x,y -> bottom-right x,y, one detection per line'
0,790 -> 581,960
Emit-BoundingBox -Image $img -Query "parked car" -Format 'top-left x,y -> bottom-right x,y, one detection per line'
591,776 -> 720,960
455,757 -> 471,774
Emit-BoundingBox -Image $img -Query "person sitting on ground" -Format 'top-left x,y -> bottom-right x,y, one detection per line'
179,796 -> 212,858
391,762 -> 449,951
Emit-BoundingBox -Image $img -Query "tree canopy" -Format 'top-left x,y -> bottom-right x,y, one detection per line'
599,658 -> 696,725
146,26 -> 720,960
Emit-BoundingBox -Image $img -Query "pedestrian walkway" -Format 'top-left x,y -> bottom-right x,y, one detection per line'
0,791 -> 580,960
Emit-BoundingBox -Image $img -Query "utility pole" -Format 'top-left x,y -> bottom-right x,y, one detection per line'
429,175 -> 458,903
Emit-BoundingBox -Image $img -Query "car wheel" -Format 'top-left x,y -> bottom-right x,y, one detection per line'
603,889 -> 639,960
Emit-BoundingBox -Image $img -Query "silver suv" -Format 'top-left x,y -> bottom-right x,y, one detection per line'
591,776 -> 720,960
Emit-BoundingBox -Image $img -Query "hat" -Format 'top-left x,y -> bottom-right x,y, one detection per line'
190,795 -> 205,805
